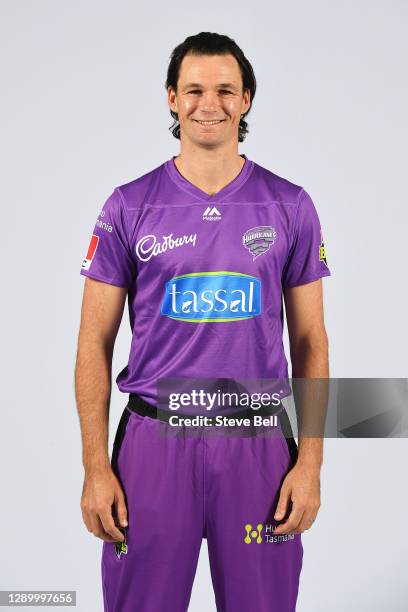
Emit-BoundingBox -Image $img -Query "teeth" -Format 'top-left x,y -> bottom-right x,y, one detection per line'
195,120 -> 223,125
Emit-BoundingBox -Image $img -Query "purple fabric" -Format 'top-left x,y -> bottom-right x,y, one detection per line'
102,410 -> 303,611
80,155 -> 331,404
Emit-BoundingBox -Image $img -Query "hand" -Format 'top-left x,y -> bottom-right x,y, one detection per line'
81,467 -> 128,542
273,462 -> 321,535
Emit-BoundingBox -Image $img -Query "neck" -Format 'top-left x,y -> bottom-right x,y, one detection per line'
173,143 -> 245,196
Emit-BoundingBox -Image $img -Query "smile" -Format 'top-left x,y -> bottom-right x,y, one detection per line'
193,119 -> 225,125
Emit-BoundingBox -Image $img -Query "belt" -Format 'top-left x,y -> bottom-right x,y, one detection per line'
126,393 -> 299,465
127,392 -> 284,421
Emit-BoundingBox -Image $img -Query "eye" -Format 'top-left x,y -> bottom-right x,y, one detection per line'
219,90 -> 233,95
187,90 -> 201,94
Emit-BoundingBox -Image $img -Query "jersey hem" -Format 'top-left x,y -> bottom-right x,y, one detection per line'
80,269 -> 130,289
282,269 -> 331,289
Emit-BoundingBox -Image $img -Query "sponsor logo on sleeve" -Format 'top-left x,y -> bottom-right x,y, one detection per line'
95,217 -> 112,233
82,234 -> 99,270
243,226 -> 277,260
319,229 -> 328,267
161,271 -> 262,322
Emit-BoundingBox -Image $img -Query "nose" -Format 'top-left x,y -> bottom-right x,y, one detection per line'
197,91 -> 221,113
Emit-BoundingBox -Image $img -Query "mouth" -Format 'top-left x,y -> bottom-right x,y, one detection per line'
193,119 -> 225,126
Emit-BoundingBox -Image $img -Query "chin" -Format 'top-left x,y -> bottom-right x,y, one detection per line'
195,137 -> 223,148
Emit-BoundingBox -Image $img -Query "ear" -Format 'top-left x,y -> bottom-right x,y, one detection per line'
242,88 -> 251,115
167,86 -> 178,114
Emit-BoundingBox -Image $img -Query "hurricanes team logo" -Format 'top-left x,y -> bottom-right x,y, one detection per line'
242,226 -> 277,260
319,229 -> 328,267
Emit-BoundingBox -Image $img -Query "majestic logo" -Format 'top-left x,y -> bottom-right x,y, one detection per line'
115,531 -> 128,559
319,229 -> 328,267
135,233 -> 197,262
243,226 -> 277,260
161,272 -> 262,322
202,206 -> 221,221
82,234 -> 99,270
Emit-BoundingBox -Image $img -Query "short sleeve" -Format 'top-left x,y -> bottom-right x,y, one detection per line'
282,189 -> 331,289
80,188 -> 136,288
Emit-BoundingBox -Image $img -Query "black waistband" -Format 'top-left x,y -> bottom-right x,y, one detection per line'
127,393 -> 284,421
126,393 -> 298,464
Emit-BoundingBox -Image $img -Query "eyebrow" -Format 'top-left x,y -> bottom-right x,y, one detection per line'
183,82 -> 240,90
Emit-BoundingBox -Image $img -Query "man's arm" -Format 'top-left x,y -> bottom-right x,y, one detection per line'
75,277 -> 129,542
274,278 -> 329,535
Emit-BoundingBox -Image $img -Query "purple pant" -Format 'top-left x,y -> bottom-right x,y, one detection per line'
102,403 -> 303,611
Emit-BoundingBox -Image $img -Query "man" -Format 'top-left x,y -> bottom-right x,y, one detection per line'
76,31 -> 331,611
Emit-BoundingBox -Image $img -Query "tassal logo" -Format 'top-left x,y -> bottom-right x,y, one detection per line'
161,271 -> 262,322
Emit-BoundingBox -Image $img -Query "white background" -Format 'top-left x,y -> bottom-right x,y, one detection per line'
1,1 -> 407,610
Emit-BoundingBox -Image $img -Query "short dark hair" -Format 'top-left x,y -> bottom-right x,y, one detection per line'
165,32 -> 257,142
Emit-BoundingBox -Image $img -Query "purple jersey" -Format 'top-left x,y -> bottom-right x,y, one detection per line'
80,155 -> 331,404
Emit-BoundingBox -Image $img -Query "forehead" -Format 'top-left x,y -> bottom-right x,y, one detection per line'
178,53 -> 243,88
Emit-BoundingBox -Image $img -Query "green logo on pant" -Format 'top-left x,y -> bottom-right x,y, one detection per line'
115,530 -> 128,559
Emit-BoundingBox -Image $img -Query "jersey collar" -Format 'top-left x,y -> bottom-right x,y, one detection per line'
165,154 -> 254,202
